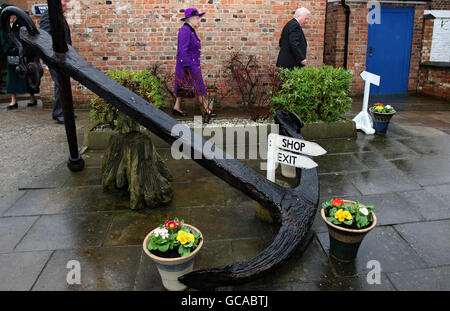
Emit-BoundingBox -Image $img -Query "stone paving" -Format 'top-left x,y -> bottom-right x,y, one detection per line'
0,95 -> 449,291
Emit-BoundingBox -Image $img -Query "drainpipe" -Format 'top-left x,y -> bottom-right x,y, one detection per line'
341,0 -> 351,69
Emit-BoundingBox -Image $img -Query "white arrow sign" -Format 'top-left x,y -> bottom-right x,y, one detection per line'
353,71 -> 381,135
266,133 -> 327,182
275,149 -> 319,169
269,133 -> 327,157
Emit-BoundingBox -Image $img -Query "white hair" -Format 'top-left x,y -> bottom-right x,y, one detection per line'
294,7 -> 310,18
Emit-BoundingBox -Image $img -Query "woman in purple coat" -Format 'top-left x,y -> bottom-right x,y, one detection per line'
173,8 -> 216,119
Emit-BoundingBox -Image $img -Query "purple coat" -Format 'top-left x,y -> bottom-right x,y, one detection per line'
174,23 -> 206,96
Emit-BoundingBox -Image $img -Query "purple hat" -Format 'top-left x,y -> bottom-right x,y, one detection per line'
180,8 -> 205,21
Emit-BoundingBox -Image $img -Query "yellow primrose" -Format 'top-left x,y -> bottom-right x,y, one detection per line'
177,230 -> 195,245
335,209 -> 352,222
375,106 -> 384,111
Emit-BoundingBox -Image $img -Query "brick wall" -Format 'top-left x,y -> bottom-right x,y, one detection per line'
324,2 -> 427,95
421,18 -> 434,62
323,2 -> 346,68
418,12 -> 450,100
418,66 -> 450,100
429,0 -> 450,10
8,0 -> 27,10
24,0 -> 326,108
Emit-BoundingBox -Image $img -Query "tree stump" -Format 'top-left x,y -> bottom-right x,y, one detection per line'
101,114 -> 173,210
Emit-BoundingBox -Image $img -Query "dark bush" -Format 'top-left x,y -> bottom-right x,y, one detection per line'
269,66 -> 353,123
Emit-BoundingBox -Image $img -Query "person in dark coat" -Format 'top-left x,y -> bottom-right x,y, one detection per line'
173,8 -> 216,119
276,7 -> 310,70
1,11 -> 38,110
39,0 -> 72,124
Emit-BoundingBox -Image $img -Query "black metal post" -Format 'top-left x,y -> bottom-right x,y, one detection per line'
341,0 -> 350,70
47,0 -> 84,172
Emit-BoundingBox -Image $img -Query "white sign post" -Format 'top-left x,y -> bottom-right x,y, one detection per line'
266,133 -> 327,182
353,71 -> 381,135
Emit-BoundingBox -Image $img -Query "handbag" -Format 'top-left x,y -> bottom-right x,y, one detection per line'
176,84 -> 195,98
176,66 -> 196,98
7,55 -> 19,66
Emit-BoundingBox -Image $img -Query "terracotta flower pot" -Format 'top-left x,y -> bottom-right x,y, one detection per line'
371,111 -> 396,133
142,224 -> 203,291
321,200 -> 377,262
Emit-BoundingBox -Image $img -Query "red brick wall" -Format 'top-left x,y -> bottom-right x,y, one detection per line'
418,66 -> 450,100
25,0 -> 326,107
324,2 -> 427,95
9,0 -> 27,10
429,0 -> 450,10
417,13 -> 450,100
324,2 -> 346,68
421,18 -> 434,62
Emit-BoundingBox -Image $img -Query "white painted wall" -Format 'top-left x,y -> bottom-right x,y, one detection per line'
425,10 -> 450,62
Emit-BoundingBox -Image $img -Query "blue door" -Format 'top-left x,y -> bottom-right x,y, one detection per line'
366,6 -> 415,95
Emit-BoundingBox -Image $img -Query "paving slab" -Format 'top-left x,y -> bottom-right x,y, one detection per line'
0,191 -> 25,216
375,123 -> 417,139
0,108 -> 91,197
316,154 -> 366,174
423,183 -> 450,203
397,189 -> 450,221
394,220 -> 450,267
397,125 -> 448,137
103,207 -> 191,247
387,266 -> 450,291
190,203 -> 276,241
396,135 -> 450,156
133,250 -> 165,291
19,162 -> 72,190
222,180 -> 255,205
314,138 -> 373,154
195,239 -> 235,269
0,216 -> 38,252
233,237 -> 333,288
4,187 -> 131,217
81,151 -> 105,168
346,193 -> 424,226
367,139 -> 419,160
0,251 -> 52,290
345,169 -> 421,195
317,226 -> 427,277
62,168 -> 103,187
32,246 -> 141,290
15,213 -> 113,251
287,274 -> 395,291
169,177 -> 225,208
164,159 -> 215,182
352,152 -> 397,170
391,155 -> 450,186
319,173 -> 362,198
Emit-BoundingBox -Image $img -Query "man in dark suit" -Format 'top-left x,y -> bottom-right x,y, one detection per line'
276,7 -> 310,69
39,0 -> 72,124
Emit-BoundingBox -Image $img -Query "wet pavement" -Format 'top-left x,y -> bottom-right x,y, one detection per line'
0,94 -> 449,290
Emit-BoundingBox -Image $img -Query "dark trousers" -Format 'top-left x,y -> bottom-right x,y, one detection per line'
49,68 -> 63,118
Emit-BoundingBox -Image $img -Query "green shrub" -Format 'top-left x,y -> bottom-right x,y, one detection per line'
269,65 -> 353,123
90,69 -> 165,130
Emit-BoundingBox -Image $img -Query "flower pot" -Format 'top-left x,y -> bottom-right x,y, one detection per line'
142,224 -> 203,291
321,201 -> 377,262
281,164 -> 296,178
371,111 -> 395,133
